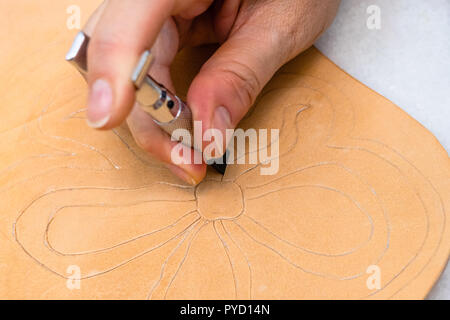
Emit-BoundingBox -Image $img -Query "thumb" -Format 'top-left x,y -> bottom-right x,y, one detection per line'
186,33 -> 288,159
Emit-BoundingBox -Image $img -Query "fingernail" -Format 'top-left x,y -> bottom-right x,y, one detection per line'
87,79 -> 112,128
208,106 -> 232,159
165,164 -> 198,186
213,106 -> 232,133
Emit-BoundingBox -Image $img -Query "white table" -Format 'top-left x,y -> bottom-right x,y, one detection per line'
315,0 -> 450,299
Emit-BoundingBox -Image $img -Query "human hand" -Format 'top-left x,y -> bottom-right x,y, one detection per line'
84,0 -> 340,185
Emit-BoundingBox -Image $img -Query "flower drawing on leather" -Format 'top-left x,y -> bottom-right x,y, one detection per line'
12,72 -> 443,299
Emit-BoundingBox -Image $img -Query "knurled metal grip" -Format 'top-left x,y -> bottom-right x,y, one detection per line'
66,31 -> 195,148
131,50 -> 194,145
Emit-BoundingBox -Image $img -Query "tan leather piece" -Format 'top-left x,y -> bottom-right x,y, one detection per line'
0,0 -> 449,299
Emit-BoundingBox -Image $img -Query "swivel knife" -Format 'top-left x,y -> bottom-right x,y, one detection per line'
66,31 -> 227,175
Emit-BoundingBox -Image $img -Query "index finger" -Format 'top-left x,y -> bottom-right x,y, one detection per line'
86,0 -> 174,129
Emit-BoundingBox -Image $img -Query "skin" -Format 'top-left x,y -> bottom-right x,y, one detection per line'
84,0 -> 341,185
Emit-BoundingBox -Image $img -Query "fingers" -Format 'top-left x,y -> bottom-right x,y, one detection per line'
86,0 -> 175,129
85,0 -> 215,130
83,0 -> 212,184
83,0 -> 107,36
127,105 -> 206,185
186,0 -> 341,159
186,29 -> 285,158
83,2 -> 202,184
173,0 -> 214,20
126,19 -> 207,185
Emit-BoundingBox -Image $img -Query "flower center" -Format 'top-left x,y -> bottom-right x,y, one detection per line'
196,180 -> 244,221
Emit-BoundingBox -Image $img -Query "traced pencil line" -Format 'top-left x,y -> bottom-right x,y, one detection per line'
45,209 -> 199,256
0,154 -> 73,179
13,215 -> 201,280
213,221 -> 238,299
9,63 -> 445,300
15,179 -> 195,223
111,129 -> 162,169
233,220 -> 366,281
221,220 -> 253,300
326,145 -> 433,298
274,72 -> 439,298
24,122 -> 76,156
1,166 -> 120,195
64,108 -> 87,120
37,101 -> 121,170
147,219 -> 201,300
243,161 -> 391,261
242,213 -> 371,258
333,137 -> 447,298
233,105 -> 309,182
163,221 -> 209,299
245,162 -> 337,189
246,184 -> 375,254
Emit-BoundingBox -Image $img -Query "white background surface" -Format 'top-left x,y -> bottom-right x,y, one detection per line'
315,0 -> 449,299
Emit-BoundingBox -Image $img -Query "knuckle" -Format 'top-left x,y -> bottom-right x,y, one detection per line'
219,60 -> 262,108
89,33 -> 128,58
